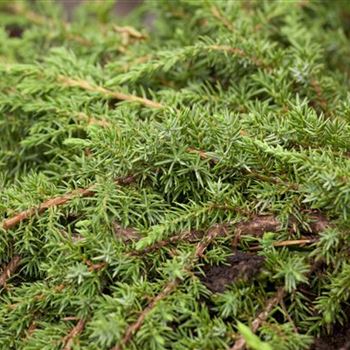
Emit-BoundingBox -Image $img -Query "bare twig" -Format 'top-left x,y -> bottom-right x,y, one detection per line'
112,224 -> 228,350
232,215 -> 281,248
251,287 -> 284,331
193,224 -> 227,258
208,45 -> 268,69
2,187 -> 95,230
187,147 -> 298,189
58,76 -> 164,109
62,317 -> 80,321
272,238 -> 317,247
249,238 -> 317,251
236,216 -> 281,237
0,255 -> 21,288
129,230 -> 203,256
231,287 -> 284,350
0,175 -> 124,294
62,319 -> 86,350
2,175 -> 135,230
112,279 -> 179,350
131,211 -> 325,256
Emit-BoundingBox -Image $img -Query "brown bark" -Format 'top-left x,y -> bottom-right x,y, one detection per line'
59,76 -> 163,109
2,187 -> 95,230
0,255 -> 21,288
111,223 -> 228,350
2,175 -> 135,230
62,319 -> 86,350
230,287 -> 284,350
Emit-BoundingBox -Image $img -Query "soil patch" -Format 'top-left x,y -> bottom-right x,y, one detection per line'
311,323 -> 350,350
201,252 -> 265,293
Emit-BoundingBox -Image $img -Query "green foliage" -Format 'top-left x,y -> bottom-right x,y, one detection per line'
237,322 -> 272,350
1,0 -> 350,349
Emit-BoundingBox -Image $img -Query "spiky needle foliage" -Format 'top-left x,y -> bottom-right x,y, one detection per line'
1,0 -> 350,349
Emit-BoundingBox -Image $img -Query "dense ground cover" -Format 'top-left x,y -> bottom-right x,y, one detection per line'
1,1 -> 350,349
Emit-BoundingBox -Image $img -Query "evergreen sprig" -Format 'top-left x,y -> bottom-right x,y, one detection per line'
1,1 -> 350,349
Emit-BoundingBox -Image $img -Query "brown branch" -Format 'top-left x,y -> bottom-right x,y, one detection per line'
230,287 -> 284,350
2,186 -> 95,230
2,175 -> 135,230
0,255 -> 21,288
233,212 -> 325,249
58,76 -> 164,109
187,147 -> 298,189
112,224 -> 228,350
129,230 -> 203,256
193,224 -> 227,258
272,238 -> 317,247
248,238 -> 317,251
232,215 -> 281,248
62,319 -> 86,350
243,168 -> 299,190
209,45 -> 246,58
236,215 -> 281,237
252,287 -> 284,332
112,279 -> 179,350
208,45 -> 268,69
131,212 -> 326,256
63,317 -> 80,321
